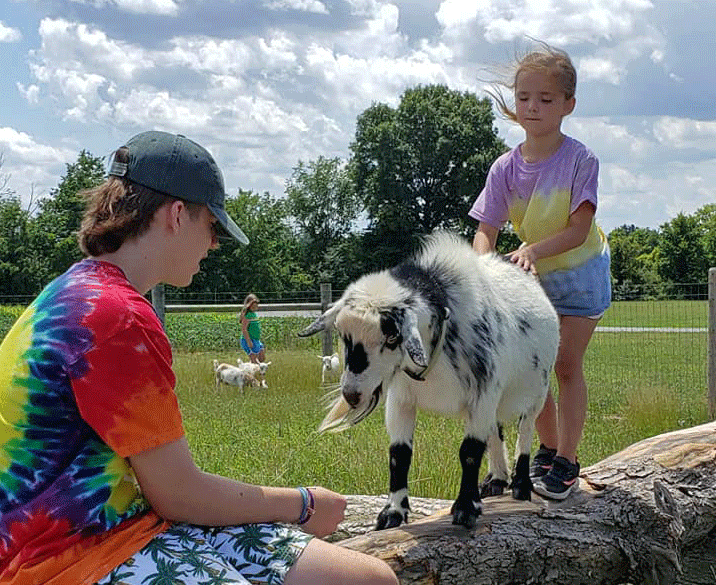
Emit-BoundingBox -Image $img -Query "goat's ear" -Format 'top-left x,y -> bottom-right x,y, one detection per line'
401,308 -> 428,372
298,301 -> 342,337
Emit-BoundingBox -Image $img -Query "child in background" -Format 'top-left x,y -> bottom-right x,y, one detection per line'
240,293 -> 266,364
469,43 -> 611,500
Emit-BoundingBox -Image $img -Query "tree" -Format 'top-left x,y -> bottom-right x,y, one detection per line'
608,224 -> 660,297
657,213 -> 709,288
285,157 -> 362,287
0,195 -> 37,297
351,84 -> 507,270
30,150 -> 106,283
694,204 -> 716,269
183,189 -> 309,297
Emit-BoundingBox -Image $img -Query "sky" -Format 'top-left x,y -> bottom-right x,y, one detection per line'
0,0 -> 715,235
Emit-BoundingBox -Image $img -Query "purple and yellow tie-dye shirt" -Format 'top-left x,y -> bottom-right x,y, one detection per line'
469,136 -> 608,274
0,259 -> 183,584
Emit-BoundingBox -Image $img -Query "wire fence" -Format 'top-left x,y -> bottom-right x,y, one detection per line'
1,277 -> 714,421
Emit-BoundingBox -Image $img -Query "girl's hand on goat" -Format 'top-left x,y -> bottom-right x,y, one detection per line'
298,486 -> 346,538
508,246 -> 538,275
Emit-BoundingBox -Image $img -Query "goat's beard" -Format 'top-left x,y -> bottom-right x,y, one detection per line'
318,385 -> 382,433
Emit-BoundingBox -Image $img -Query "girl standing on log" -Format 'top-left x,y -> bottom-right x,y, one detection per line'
470,42 -> 611,500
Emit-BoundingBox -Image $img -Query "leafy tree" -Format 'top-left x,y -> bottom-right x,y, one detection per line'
0,195 -> 37,297
694,204 -> 716,269
183,189 -> 309,298
657,213 -> 709,288
351,84 -> 507,269
285,157 -> 361,286
608,224 -> 660,289
30,150 -> 106,282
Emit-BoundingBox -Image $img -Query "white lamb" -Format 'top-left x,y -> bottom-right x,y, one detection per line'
299,231 -> 560,530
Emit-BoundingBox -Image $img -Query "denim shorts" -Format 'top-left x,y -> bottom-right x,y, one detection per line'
241,337 -> 265,356
96,522 -> 313,585
539,251 -> 612,318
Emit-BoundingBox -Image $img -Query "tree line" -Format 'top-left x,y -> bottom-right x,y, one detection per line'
1,85 -> 714,302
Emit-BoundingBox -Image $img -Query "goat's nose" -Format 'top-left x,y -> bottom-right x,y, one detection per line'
343,389 -> 361,407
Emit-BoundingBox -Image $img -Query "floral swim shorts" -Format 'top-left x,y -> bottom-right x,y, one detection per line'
96,522 -> 313,585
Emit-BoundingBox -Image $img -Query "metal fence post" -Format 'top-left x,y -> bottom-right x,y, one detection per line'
320,282 -> 333,356
709,268 -> 716,418
152,284 -> 166,329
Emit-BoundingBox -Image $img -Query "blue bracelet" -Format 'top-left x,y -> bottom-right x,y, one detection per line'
296,487 -> 315,525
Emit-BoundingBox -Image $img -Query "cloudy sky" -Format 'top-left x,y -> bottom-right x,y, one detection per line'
1,0 -> 714,234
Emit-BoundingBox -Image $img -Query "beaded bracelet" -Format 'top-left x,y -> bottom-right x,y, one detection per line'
296,486 -> 315,525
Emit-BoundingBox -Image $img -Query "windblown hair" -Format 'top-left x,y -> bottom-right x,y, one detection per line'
77,146 -> 201,257
488,40 -> 577,123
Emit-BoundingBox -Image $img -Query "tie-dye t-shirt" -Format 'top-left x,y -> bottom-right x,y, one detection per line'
0,259 -> 183,584
468,136 -> 608,275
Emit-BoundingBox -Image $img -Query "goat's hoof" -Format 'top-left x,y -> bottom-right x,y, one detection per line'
375,506 -> 407,530
450,498 -> 481,528
510,476 -> 533,501
479,473 -> 508,498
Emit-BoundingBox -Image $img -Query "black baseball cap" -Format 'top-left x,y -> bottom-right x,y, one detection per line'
109,130 -> 249,244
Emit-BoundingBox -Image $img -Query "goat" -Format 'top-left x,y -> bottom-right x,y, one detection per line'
298,232 -> 559,529
236,359 -> 272,388
319,353 -> 340,384
213,359 -> 259,391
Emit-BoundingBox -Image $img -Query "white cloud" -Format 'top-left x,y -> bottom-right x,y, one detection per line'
69,0 -> 180,16
437,0 -> 655,45
652,117 -> 716,150
579,56 -> 624,85
262,0 -> 329,14
0,21 -> 22,43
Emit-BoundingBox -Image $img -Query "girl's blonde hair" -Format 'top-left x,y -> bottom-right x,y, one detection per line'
488,41 -> 577,123
240,294 -> 259,319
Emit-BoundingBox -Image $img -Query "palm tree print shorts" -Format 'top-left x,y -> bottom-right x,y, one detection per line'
96,522 -> 314,585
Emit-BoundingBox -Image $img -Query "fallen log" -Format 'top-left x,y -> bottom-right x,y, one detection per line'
332,421 -> 716,585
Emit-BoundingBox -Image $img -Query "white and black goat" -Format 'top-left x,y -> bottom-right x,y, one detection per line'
298,232 -> 559,529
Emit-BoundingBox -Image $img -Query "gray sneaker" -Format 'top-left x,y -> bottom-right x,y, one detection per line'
533,456 -> 580,500
529,445 -> 557,479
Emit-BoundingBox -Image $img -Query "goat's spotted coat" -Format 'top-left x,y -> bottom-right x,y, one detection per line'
299,232 -> 560,529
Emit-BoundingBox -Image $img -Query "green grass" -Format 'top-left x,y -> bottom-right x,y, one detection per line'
600,299 -> 706,328
179,332 -> 709,499
1,300 -> 709,500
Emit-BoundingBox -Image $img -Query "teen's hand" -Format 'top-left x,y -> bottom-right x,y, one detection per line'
300,487 -> 346,538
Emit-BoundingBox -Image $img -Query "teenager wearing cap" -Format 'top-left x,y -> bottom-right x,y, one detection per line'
0,131 -> 398,585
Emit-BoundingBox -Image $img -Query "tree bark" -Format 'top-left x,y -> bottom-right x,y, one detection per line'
332,421 -> 716,585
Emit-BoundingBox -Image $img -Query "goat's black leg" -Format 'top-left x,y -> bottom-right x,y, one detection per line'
511,453 -> 532,500
510,413 -> 536,500
451,436 -> 486,528
376,442 -> 412,530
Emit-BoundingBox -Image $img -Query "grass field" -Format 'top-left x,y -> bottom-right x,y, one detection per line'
178,329 -> 709,500
0,299 -> 709,500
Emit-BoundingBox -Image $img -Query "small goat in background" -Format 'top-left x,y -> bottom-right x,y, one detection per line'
236,359 -> 272,388
319,353 -> 340,384
213,359 -> 258,391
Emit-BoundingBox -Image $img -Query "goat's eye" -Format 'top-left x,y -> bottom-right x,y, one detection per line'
385,334 -> 398,345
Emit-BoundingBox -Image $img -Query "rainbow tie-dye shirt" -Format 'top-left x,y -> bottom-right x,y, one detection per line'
0,259 -> 183,584
469,136 -> 608,275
